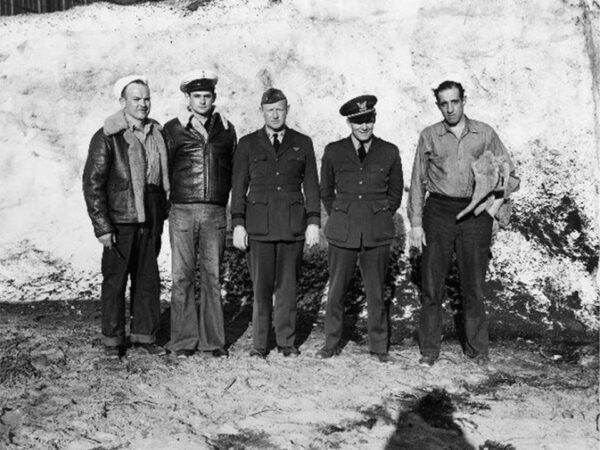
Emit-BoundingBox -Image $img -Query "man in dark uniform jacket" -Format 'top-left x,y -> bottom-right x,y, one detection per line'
231,88 -> 320,358
163,70 -> 237,359
317,95 -> 404,362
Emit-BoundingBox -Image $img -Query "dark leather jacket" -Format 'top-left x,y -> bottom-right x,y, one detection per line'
163,112 -> 236,206
82,111 -> 169,238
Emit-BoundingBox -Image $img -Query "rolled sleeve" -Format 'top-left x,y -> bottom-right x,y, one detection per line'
407,133 -> 428,227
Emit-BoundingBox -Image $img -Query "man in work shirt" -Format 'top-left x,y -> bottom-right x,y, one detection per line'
231,88 -> 320,358
317,95 -> 404,363
83,75 -> 169,359
163,70 -> 237,359
408,80 -> 520,367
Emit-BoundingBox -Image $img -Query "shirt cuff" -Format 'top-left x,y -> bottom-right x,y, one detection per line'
232,214 -> 245,228
307,214 -> 320,227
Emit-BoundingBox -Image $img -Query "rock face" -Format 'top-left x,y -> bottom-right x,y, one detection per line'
0,0 -> 598,333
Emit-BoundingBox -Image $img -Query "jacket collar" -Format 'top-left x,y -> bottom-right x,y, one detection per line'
103,110 -> 160,136
343,135 -> 380,165
177,106 -> 230,131
259,126 -> 294,156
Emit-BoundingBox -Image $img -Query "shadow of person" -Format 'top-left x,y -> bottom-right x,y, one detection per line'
385,389 -> 475,450
220,247 -> 254,349
295,245 -> 330,348
155,304 -> 171,347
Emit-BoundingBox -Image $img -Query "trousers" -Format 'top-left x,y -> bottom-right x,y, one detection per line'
168,203 -> 227,352
100,186 -> 165,347
419,194 -> 493,357
324,243 -> 390,354
247,239 -> 304,350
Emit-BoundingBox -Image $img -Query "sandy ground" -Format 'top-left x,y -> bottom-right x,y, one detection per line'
0,299 -> 597,450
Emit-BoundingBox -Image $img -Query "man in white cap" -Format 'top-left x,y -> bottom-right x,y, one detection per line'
163,70 -> 237,359
83,75 -> 170,359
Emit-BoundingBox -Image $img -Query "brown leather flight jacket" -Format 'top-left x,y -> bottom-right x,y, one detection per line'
163,112 -> 237,206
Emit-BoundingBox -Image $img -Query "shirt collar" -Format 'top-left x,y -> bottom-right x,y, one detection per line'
438,116 -> 478,136
125,113 -> 152,135
265,127 -> 286,141
350,134 -> 372,151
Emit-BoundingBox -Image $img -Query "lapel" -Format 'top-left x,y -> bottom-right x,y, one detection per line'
363,136 -> 381,165
277,127 -> 295,157
341,136 -> 362,166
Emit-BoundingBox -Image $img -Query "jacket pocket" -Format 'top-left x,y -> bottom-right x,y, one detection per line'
290,195 -> 306,236
371,199 -> 395,241
246,196 -> 269,235
325,200 -> 351,242
250,153 -> 269,178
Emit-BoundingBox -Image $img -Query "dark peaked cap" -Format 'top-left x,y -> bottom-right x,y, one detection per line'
339,95 -> 377,122
261,88 -> 287,105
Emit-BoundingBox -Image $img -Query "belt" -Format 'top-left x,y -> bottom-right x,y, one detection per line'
335,193 -> 387,201
428,192 -> 471,202
249,184 -> 301,193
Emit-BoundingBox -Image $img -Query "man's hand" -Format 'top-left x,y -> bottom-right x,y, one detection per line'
305,224 -> 319,248
233,225 -> 248,251
98,232 -> 116,248
409,226 -> 427,253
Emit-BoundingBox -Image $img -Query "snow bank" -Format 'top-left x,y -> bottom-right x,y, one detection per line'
0,0 -> 598,330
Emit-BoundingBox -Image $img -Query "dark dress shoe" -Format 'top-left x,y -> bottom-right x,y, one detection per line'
212,348 -> 229,358
249,348 -> 267,358
315,346 -> 339,359
418,354 -> 437,367
134,343 -> 166,356
175,349 -> 195,359
278,346 -> 300,357
370,352 -> 392,363
104,346 -> 121,360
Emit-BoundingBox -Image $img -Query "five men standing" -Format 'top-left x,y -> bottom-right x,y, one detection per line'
163,71 -> 237,358
84,76 -> 517,365
317,96 -> 404,362
231,88 -> 320,358
83,75 -> 169,359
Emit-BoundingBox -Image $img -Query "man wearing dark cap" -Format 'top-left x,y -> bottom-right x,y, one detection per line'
163,70 -> 237,358
231,88 -> 320,358
408,81 -> 519,367
317,95 -> 404,362
83,75 -> 170,359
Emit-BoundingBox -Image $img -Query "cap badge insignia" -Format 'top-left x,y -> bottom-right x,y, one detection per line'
357,101 -> 367,112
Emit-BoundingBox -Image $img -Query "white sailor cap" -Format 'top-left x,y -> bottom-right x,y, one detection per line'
179,70 -> 219,93
113,74 -> 149,99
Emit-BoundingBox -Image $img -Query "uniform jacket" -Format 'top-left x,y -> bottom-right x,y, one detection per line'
320,136 -> 404,248
82,110 -> 169,238
163,110 -> 236,206
231,127 -> 320,241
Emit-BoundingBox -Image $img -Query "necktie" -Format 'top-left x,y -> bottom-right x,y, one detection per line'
273,133 -> 280,152
358,144 -> 367,162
